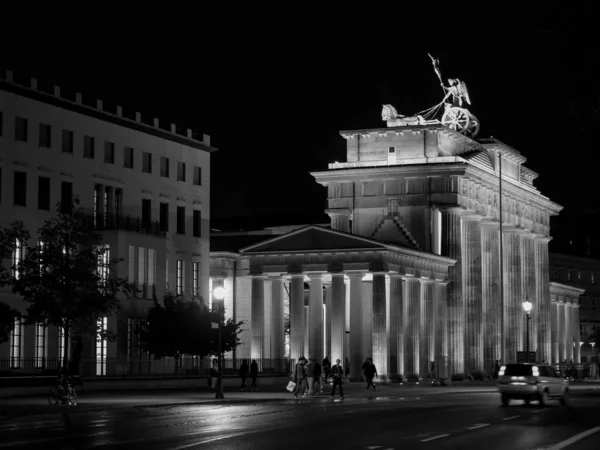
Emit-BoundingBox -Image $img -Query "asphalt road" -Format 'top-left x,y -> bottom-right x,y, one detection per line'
2,386 -> 600,449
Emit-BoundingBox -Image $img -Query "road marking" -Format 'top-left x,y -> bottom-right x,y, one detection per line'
420,434 -> 450,442
467,423 -> 490,430
503,415 -> 521,421
532,408 -> 549,413
545,426 -> 600,450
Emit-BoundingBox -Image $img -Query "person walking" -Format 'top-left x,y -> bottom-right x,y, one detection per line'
362,357 -> 378,391
322,356 -> 331,385
292,357 -> 308,398
210,360 -> 224,399
330,358 -> 345,400
239,360 -> 249,391
306,358 -> 316,395
250,359 -> 259,391
314,358 -> 323,394
494,360 -> 501,379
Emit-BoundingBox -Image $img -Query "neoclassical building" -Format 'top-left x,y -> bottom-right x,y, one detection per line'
211,122 -> 581,378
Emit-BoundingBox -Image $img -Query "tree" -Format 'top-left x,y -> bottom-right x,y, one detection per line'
0,198 -> 130,370
0,302 -> 20,344
140,293 -> 243,362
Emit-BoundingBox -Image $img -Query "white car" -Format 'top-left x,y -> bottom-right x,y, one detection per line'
497,363 -> 570,406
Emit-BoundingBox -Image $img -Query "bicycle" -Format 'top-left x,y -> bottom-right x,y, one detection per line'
48,379 -> 78,406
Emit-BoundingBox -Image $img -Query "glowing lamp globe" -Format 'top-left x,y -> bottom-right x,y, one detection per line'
213,286 -> 226,300
522,300 -> 532,314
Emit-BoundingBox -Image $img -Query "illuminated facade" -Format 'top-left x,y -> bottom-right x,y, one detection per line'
0,70 -> 214,374
211,122 -> 580,378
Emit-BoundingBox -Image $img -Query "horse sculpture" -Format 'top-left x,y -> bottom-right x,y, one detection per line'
381,104 -> 425,127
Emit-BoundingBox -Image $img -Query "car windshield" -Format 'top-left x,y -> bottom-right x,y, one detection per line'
503,364 -> 533,376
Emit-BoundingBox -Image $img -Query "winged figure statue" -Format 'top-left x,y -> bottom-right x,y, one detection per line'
443,78 -> 471,107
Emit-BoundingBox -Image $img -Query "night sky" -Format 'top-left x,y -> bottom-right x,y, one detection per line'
3,6 -> 599,253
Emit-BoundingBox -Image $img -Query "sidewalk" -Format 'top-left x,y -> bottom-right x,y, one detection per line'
2,380 -> 599,417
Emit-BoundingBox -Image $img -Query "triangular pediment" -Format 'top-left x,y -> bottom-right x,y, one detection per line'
240,225 -> 388,254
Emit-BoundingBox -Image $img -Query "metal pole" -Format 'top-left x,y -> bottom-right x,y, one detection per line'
499,154 -> 505,363
526,313 -> 530,358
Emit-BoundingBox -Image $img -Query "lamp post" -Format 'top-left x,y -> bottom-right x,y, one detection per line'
522,298 -> 532,361
213,286 -> 226,370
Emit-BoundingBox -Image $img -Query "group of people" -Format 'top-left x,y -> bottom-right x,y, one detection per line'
291,356 -> 379,400
238,359 -> 259,391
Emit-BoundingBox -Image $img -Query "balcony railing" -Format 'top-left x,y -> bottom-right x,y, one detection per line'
85,214 -> 166,237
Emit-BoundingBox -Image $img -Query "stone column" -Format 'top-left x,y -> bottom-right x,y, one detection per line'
404,276 -> 420,375
534,236 -> 551,364
289,274 -> 305,365
481,219 -> 501,373
461,213 -> 483,372
251,276 -> 266,363
330,273 -> 346,364
348,273 -> 364,381
439,207 -> 464,373
551,300 -> 559,364
420,279 -> 435,376
308,274 -> 324,362
565,302 -> 573,362
502,227 -> 523,363
558,300 -> 566,362
573,302 -> 581,363
520,232 -> 537,357
372,273 -> 388,379
324,281 -> 332,360
362,280 -> 373,364
388,274 -> 403,378
270,277 -> 285,372
434,283 -> 449,365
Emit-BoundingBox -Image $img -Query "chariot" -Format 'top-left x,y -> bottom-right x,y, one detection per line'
382,54 -> 481,138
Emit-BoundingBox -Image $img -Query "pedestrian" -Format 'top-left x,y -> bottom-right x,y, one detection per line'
210,360 -> 224,399
239,360 -> 249,391
494,359 -> 501,379
293,357 -> 308,398
250,359 -> 259,391
322,356 -> 331,384
306,358 -> 316,395
330,358 -> 345,400
345,357 -> 350,377
314,358 -> 323,394
362,357 -> 378,391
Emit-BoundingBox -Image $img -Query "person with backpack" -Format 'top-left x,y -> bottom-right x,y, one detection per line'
313,359 -> 323,394
322,356 -> 331,384
330,358 -> 345,400
362,357 -> 378,391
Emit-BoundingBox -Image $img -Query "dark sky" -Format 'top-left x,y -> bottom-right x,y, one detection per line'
2,5 -> 599,245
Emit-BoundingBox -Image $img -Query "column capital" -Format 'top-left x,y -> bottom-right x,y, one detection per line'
269,274 -> 285,281
251,275 -> 269,280
480,218 -> 499,226
461,210 -> 484,220
433,280 -> 450,286
419,278 -> 436,284
533,235 -> 552,243
501,225 -> 525,234
290,273 -> 305,279
388,272 -> 404,279
306,273 -> 324,281
436,206 -> 464,214
346,272 -> 365,280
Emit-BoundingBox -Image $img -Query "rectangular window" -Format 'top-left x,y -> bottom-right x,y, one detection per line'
58,327 -> 66,363
142,199 -> 151,229
159,202 -> 169,232
12,239 -> 23,279
104,141 -> 115,164
138,247 -> 147,297
193,209 -> 201,237
61,181 -> 73,213
62,129 -> 74,153
15,117 -> 27,142
160,157 -> 169,177
177,206 -> 185,234
193,262 -> 199,297
10,318 -> 22,369
96,317 -> 108,376
14,171 -> 27,206
148,249 -> 156,289
177,161 -> 186,182
38,176 -> 50,210
39,123 -> 52,148
142,152 -> 152,173
35,323 -> 47,368
84,135 -> 95,159
98,245 -> 110,283
124,146 -> 134,169
128,245 -> 135,282
176,260 -> 184,295
193,166 -> 202,186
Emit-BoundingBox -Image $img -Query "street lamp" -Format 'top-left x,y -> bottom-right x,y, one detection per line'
522,298 -> 532,361
212,285 -> 226,370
